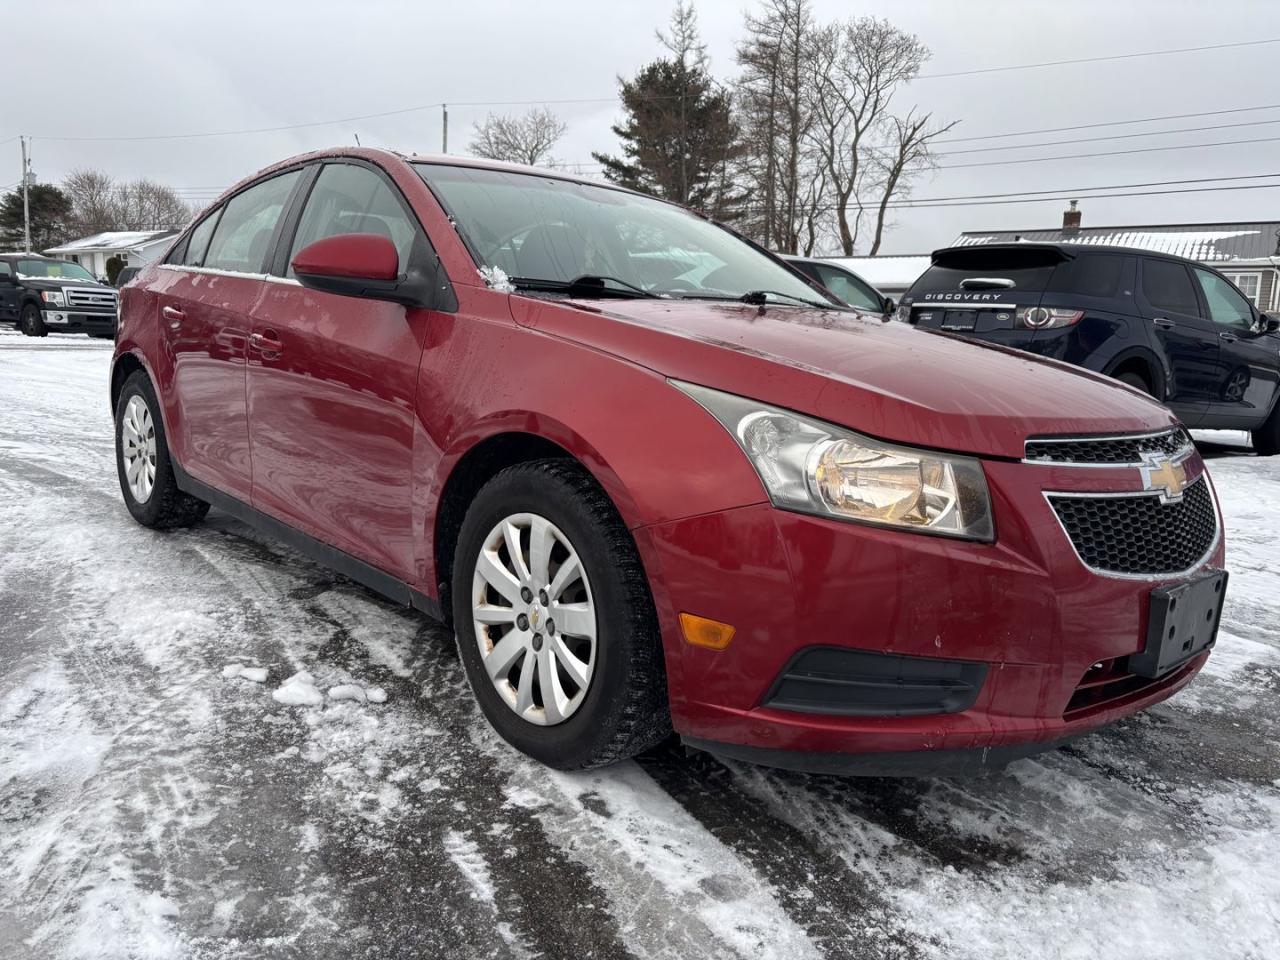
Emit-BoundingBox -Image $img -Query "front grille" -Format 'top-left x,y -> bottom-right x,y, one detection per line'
1048,477 -> 1217,576
65,287 -> 117,309
1025,429 -> 1189,465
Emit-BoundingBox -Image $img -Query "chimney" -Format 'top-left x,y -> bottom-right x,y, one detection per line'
1062,200 -> 1082,234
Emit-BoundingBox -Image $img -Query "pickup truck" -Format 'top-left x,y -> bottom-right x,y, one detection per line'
0,253 -> 118,338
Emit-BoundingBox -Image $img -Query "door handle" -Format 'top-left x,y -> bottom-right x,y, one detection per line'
250,331 -> 284,354
161,305 -> 186,325
1152,317 -> 1176,330
1219,331 -> 1239,343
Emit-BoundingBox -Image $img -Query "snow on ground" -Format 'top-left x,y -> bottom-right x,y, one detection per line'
1,327 -> 1278,960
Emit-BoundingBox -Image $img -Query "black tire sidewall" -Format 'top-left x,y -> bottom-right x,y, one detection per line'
20,303 -> 45,337
114,372 -> 175,525
1117,371 -> 1152,395
452,466 -> 646,769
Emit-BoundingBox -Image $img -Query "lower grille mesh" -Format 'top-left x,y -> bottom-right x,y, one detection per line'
1048,477 -> 1217,575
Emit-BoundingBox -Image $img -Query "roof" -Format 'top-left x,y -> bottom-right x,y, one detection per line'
816,255 -> 933,288
953,221 -> 1280,262
44,230 -> 179,255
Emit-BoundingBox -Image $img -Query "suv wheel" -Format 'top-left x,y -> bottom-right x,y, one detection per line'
19,303 -> 47,337
1115,371 -> 1153,396
452,460 -> 670,769
1252,403 -> 1280,456
114,371 -> 210,528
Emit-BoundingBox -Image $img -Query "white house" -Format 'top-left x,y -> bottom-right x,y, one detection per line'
43,230 -> 179,279
821,254 -> 933,297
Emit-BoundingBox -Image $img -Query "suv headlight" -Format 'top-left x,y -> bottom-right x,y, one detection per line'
672,381 -> 994,541
41,290 -> 65,306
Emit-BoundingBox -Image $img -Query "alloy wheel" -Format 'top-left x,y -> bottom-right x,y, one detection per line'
121,394 -> 157,503
471,512 -> 597,726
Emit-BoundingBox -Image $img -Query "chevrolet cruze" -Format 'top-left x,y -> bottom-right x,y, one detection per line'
111,148 -> 1228,775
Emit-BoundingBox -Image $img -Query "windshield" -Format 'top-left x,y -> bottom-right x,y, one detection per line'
414,163 -> 839,307
16,259 -> 97,282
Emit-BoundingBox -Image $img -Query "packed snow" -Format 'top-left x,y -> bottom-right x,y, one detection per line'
1,328 -> 1278,960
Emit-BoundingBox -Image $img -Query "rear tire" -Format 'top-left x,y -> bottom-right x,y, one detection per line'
19,303 -> 46,337
114,370 -> 210,528
452,459 -> 670,770
1115,370 -> 1154,396
1252,403 -> 1280,456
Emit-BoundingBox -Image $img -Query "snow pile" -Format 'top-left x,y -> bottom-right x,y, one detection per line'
221,663 -> 268,683
477,265 -> 515,292
272,670 -> 324,707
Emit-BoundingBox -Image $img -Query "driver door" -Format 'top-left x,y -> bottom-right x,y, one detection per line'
246,159 -> 438,582
1192,267 -> 1280,427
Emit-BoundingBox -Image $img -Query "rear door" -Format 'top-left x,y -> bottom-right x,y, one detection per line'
246,159 -> 436,582
1191,266 -> 1280,428
159,170 -> 303,499
900,246 -> 1061,351
0,260 -> 17,323
1135,257 -> 1219,425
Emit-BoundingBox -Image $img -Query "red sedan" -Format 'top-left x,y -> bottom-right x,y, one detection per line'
110,148 -> 1227,775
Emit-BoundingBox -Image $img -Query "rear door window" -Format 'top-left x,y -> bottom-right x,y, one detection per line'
202,171 -> 302,274
1193,268 -> 1254,331
1141,259 -> 1200,316
286,163 -> 419,278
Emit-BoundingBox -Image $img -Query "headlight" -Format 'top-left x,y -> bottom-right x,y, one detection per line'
672,381 -> 994,541
41,291 -> 65,306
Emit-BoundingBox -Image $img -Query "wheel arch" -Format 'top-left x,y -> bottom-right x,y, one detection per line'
428,418 -> 649,625
1104,347 -> 1165,399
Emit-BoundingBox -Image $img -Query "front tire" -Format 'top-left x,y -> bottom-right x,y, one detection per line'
114,371 -> 209,528
19,303 -> 46,337
1116,370 -> 1153,395
452,459 -> 670,769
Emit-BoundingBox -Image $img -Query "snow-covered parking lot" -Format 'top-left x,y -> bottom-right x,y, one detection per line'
2,329 -> 1278,960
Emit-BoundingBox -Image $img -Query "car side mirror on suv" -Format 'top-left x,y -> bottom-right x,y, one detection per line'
882,296 -> 896,315
292,233 -> 434,308
1259,313 -> 1280,335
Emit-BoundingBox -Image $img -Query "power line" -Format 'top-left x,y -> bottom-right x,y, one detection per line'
916,37 -> 1280,80
943,134 -> 1280,170
936,117 -> 1280,157
849,173 -> 1280,206
935,103 -> 1280,144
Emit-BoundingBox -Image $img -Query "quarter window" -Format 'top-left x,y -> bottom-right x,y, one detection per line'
287,163 -> 418,278
1141,259 -> 1199,316
182,213 -> 220,267
1194,268 -> 1254,331
202,171 -> 302,274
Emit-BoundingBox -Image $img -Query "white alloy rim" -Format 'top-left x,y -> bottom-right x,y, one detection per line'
121,394 -> 157,503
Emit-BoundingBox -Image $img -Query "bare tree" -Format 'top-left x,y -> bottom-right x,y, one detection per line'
468,108 -> 567,167
64,169 -> 193,234
865,108 -> 956,254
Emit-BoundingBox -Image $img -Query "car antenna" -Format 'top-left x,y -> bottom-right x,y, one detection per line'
354,133 -> 362,146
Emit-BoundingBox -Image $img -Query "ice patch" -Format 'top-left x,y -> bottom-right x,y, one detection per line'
328,684 -> 367,703
221,663 -> 268,683
477,265 -> 515,293
366,686 -> 387,704
272,670 -> 324,707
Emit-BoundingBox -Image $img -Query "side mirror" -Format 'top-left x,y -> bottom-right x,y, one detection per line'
882,297 -> 896,315
1261,314 -> 1280,334
292,233 -> 414,304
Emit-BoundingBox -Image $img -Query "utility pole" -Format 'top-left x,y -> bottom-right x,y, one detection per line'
441,104 -> 449,154
20,136 -> 31,253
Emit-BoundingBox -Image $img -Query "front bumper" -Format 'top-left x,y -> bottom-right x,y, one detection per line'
638,455 -> 1223,774
42,309 -> 116,334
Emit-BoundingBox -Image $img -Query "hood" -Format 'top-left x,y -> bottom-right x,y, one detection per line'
19,276 -> 112,291
509,297 -> 1177,460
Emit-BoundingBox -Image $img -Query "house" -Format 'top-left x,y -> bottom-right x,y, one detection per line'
952,204 -> 1280,310
43,230 -> 179,279
820,254 -> 933,297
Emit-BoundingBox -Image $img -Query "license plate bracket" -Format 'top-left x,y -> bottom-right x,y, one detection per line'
1132,569 -> 1228,679
940,310 -> 976,331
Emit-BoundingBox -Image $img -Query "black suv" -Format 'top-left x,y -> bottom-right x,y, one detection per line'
899,243 -> 1280,453
0,254 -> 118,338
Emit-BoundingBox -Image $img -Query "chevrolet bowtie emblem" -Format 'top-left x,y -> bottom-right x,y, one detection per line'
1139,451 -> 1189,503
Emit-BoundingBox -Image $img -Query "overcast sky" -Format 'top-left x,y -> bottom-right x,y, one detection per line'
7,0 -> 1280,254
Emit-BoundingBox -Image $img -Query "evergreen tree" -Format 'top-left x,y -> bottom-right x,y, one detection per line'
0,183 -> 71,251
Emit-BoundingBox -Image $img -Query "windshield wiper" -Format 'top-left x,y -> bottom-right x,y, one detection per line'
509,275 -> 660,299
739,289 -> 835,309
